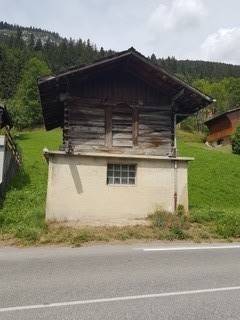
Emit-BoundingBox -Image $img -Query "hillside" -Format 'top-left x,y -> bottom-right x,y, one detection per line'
158,57 -> 240,81
0,21 -> 61,44
0,129 -> 239,244
1,20 -> 240,131
2,21 -> 240,80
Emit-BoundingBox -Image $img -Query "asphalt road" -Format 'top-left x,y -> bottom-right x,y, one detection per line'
0,243 -> 240,319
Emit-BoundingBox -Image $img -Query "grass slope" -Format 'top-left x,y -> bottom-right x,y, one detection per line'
0,130 -> 61,241
178,132 -> 240,239
0,129 -> 239,244
178,131 -> 240,212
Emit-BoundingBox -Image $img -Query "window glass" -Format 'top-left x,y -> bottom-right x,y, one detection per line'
107,164 -> 136,185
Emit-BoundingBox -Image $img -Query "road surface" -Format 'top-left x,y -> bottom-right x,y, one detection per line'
0,243 -> 240,319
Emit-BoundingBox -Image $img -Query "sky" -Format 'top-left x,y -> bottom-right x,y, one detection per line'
1,0 -> 240,64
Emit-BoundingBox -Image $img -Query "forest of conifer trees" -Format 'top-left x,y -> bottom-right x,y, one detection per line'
1,21 -> 240,130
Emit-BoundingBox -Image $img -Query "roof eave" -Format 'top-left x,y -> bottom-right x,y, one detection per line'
205,107 -> 240,125
38,48 -> 214,105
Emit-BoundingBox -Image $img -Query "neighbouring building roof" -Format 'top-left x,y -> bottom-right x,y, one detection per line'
205,107 -> 240,143
38,47 -> 214,131
205,107 -> 240,126
0,106 -> 12,129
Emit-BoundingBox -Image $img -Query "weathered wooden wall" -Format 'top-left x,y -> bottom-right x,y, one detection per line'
206,109 -> 240,143
64,70 -> 173,156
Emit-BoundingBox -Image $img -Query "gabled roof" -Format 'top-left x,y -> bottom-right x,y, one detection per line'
205,107 -> 240,126
38,47 -> 214,130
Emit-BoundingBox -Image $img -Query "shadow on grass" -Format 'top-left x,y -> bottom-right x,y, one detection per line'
0,172 -> 31,218
14,133 -> 30,141
0,167 -> 31,208
9,167 -> 31,190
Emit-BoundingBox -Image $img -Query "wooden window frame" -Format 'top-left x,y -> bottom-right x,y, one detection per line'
104,104 -> 139,148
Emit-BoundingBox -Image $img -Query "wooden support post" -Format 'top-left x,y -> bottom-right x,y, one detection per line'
63,100 -> 72,153
171,90 -> 184,157
105,106 -> 112,148
132,107 -> 139,147
170,101 -> 176,157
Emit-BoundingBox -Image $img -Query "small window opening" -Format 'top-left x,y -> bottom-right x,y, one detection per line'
107,164 -> 136,185
217,139 -> 224,145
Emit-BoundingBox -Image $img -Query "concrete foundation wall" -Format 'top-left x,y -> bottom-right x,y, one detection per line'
46,154 -> 189,225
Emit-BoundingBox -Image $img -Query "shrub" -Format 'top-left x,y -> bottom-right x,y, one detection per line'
71,230 -> 94,246
232,125 -> 240,154
15,226 -> 41,242
0,213 -> 5,227
216,212 -> 240,238
177,204 -> 185,216
169,226 -> 188,240
148,209 -> 189,232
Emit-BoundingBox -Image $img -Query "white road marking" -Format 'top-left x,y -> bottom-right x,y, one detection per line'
1,286 -> 240,313
139,245 -> 240,252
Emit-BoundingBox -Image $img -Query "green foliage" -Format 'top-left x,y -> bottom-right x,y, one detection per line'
150,210 -> 184,227
179,137 -> 240,239
177,204 -> 185,216
193,79 -> 228,113
148,209 -> 189,240
159,56 -> 240,80
193,78 -> 240,113
9,57 -> 51,129
179,78 -> 240,133
0,129 -> 239,243
0,21 -> 116,129
178,137 -> 240,211
2,21 -> 240,131
0,129 -> 61,241
0,45 -> 27,99
216,213 -> 240,238
232,125 -> 240,154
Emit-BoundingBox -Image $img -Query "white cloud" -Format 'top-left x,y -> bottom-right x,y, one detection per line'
201,27 -> 240,64
148,0 -> 207,33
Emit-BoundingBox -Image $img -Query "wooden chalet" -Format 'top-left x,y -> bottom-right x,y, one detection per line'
38,48 -> 213,224
205,107 -> 240,145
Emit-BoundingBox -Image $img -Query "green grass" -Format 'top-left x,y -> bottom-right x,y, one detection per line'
0,129 -> 61,242
178,131 -> 240,239
0,128 -> 239,244
178,135 -> 240,212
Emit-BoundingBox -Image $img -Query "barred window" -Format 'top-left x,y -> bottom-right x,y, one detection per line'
107,164 -> 136,185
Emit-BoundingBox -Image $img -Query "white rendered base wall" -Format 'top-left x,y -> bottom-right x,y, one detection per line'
45,152 -> 190,225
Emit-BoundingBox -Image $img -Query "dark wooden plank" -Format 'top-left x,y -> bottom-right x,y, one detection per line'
133,108 -> 139,146
71,126 -> 105,134
112,105 -> 133,148
105,106 -> 112,147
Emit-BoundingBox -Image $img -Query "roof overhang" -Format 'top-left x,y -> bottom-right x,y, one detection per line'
205,107 -> 240,127
38,48 -> 214,130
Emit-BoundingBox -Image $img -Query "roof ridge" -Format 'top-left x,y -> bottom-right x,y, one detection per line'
205,106 -> 240,124
38,47 -> 213,104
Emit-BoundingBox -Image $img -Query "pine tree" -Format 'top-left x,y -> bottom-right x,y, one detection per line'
150,54 -> 157,64
28,33 -> 35,49
15,27 -> 24,49
9,57 -> 51,129
34,38 -> 42,51
99,47 -> 105,58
